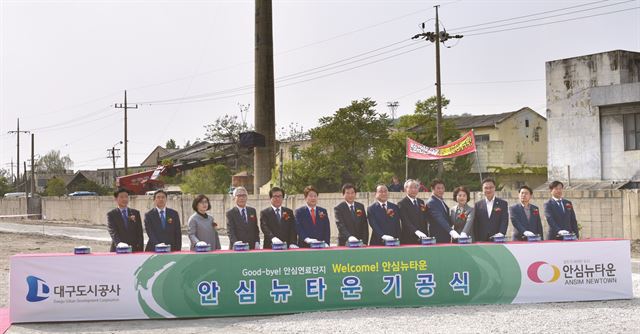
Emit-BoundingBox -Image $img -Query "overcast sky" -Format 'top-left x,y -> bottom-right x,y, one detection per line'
1,0 -> 639,174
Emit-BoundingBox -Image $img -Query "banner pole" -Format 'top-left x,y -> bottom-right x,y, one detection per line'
405,155 -> 409,181
472,129 -> 483,185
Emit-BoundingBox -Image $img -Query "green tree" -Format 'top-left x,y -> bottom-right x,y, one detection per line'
182,164 -> 232,194
204,115 -> 252,172
36,150 -> 73,173
44,178 -> 66,196
165,139 -> 178,149
273,98 -> 390,192
0,169 -> 13,196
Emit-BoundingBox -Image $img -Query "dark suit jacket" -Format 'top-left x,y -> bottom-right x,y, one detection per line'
473,197 -> 509,242
334,201 -> 369,246
367,201 -> 402,246
544,198 -> 579,240
509,203 -> 544,241
260,206 -> 297,249
226,206 -> 260,249
294,206 -> 331,248
426,195 -> 453,244
144,207 -> 182,251
107,207 -> 144,252
398,196 -> 430,244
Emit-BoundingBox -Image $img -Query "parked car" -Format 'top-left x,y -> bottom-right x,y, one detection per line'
3,192 -> 27,198
68,191 -> 98,197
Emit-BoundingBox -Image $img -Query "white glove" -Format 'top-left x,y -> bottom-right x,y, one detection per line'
304,238 -> 319,244
157,243 -> 167,247
459,232 -> 468,238
415,230 -> 428,239
449,230 -> 461,239
289,244 -> 299,249
254,242 -> 261,250
233,241 -> 244,246
492,232 -> 504,238
523,231 -> 535,237
271,237 -> 284,244
381,235 -> 395,241
117,242 -> 129,248
558,230 -> 570,235
195,241 -> 208,247
323,242 -> 329,248
348,236 -> 359,243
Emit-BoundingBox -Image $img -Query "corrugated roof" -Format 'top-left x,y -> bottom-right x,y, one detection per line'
450,111 -> 517,129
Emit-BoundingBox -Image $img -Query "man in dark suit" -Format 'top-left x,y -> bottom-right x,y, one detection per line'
260,187 -> 298,249
367,184 -> 402,246
295,186 -> 331,248
144,190 -> 182,251
334,183 -> 369,246
107,188 -> 143,252
227,186 -> 260,249
426,179 -> 458,243
473,178 -> 509,242
509,185 -> 544,240
544,180 -> 579,240
398,179 -> 430,244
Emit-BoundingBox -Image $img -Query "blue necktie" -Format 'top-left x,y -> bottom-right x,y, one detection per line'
275,208 -> 281,221
160,210 -> 166,229
121,209 -> 129,229
241,208 -> 248,224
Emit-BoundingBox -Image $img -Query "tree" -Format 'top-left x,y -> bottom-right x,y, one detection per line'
182,164 -> 232,194
277,122 -> 308,142
44,178 -> 66,196
204,115 -> 253,171
0,169 -> 13,196
165,139 -> 178,149
36,150 -> 73,174
274,98 -> 391,193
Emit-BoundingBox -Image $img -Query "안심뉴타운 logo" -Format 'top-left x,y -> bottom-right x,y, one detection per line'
527,261 -> 561,283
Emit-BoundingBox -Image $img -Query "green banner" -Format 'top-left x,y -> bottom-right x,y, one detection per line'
134,245 -> 521,318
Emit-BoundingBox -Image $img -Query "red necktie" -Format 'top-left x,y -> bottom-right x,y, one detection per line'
311,207 -> 316,225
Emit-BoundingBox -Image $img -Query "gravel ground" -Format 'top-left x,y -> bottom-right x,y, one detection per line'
2,231 -> 639,334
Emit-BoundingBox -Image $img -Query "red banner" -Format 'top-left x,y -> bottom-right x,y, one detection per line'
406,131 -> 476,160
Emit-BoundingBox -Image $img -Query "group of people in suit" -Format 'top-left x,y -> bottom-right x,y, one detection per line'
107,178 -> 579,252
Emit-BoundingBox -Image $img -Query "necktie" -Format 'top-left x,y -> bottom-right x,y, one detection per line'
311,207 -> 316,225
382,203 -> 387,211
441,200 -> 449,213
412,199 -> 417,206
160,210 -> 166,229
121,209 -> 129,229
275,207 -> 281,221
557,200 -> 564,213
350,204 -> 355,216
241,208 -> 248,224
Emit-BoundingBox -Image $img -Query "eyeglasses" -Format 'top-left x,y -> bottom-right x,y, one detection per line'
271,195 -> 283,198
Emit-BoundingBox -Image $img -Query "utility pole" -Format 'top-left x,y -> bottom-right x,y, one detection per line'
30,134 -> 35,195
254,0 -> 276,194
412,6 -> 462,178
23,161 -> 27,193
107,141 -> 122,187
7,118 -> 30,187
386,101 -> 399,120
115,90 -> 138,175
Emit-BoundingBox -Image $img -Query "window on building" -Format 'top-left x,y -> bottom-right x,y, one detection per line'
623,113 -> 640,151
476,134 -> 490,142
534,128 -> 540,142
525,119 -> 529,128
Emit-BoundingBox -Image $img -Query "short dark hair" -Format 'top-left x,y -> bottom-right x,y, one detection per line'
341,183 -> 356,194
303,185 -> 318,198
453,186 -> 470,201
519,185 -> 533,195
192,194 -> 211,211
430,178 -> 445,189
549,180 -> 564,190
113,188 -> 129,198
153,189 -> 167,199
482,177 -> 496,186
269,187 -> 285,198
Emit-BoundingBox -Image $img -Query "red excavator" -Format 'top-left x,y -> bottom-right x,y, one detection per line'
116,155 -> 232,195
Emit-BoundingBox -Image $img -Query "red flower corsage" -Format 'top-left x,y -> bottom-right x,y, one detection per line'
167,217 -> 173,224
282,211 -> 290,220
387,209 -> 395,217
533,209 -> 540,216
319,211 -> 326,219
494,207 -> 502,213
565,203 -> 573,210
458,212 -> 466,220
420,204 -> 427,212
128,215 -> 136,222
355,209 -> 363,217
250,214 -> 257,222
